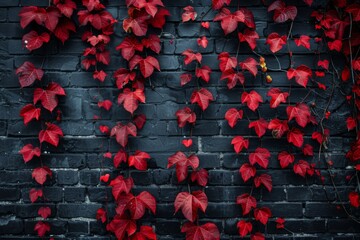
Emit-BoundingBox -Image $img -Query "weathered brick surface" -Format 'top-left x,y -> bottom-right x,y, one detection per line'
0,0 -> 358,239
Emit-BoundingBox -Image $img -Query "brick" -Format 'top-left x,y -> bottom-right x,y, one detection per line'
80,170 -> 100,186
64,187 -> 86,202
0,187 -> 20,200
58,203 -> 101,218
0,220 -> 23,234
57,170 -> 79,185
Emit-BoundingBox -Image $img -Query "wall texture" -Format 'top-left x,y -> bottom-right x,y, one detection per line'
0,0 -> 359,239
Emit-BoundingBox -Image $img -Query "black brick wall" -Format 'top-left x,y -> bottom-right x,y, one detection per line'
0,0 -> 359,239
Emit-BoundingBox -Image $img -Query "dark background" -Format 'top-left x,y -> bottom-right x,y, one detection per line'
0,0 -> 359,239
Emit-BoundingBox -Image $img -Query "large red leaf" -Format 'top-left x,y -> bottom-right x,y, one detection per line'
190,88 -> 214,111
174,191 -> 208,222
286,103 -> 311,128
129,225 -> 157,240
241,90 -> 263,111
38,123 -> 64,147
33,82 -> 66,112
32,166 -> 52,185
212,0 -> 231,10
287,128 -> 304,147
54,18 -> 76,44
220,69 -> 245,89
231,136 -> 249,154
214,8 -> 245,35
114,149 -> 128,168
218,52 -> 237,72
128,151 -> 151,170
116,36 -> 144,61
110,122 -> 137,147
236,193 -> 257,215
293,160 -> 310,177
239,163 -> 256,182
123,11 -> 149,36
295,35 -> 311,50
19,6 -> 46,28
54,0 -> 77,18
142,34 -> 161,54
168,151 -> 199,182
268,0 -> 297,23
23,31 -> 50,51
195,65 -> 212,83
129,55 -> 160,78
287,65 -> 312,88
114,68 -> 136,89
116,191 -> 156,219
266,32 -> 287,53
118,88 -> 145,114
181,222 -> 220,240
109,175 -> 134,201
175,107 -> 196,127
249,148 -> 271,169
16,62 -> 44,88
19,144 -> 41,163
106,217 -> 137,239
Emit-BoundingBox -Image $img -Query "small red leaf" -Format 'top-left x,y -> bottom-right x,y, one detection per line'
182,139 -> 193,148
293,160 -> 310,177
249,148 -> 271,169
39,123 -> 64,147
287,128 -> 304,147
231,136 -> 249,154
38,207 -> 51,219
32,167 -> 52,185
128,151 -> 151,170
168,152 -> 199,182
110,122 -> 137,147
100,174 -> 110,183
19,144 -> 41,163
33,83 -> 66,112
266,32 -> 287,53
34,221 -> 50,237
239,163 -> 256,182
29,188 -> 43,203
96,208 -> 107,223
176,107 -> 196,127
239,58 -> 258,76
182,6 -> 197,22
349,192 -> 360,208
180,73 -> 193,86
278,151 -> 294,168
191,169 -> 209,187
16,62 -> 44,88
237,220 -> 252,237
241,90 -> 263,112
236,193 -> 257,215
249,118 -> 268,138
254,174 -> 273,192
295,35 -> 311,50
267,88 -> 289,108
254,207 -> 272,225
238,29 -> 259,50
129,55 -> 160,78
98,100 -> 112,111
190,88 -> 214,111
182,49 -> 202,65
109,175 -> 134,201
225,108 -> 243,128
287,65 -> 312,88
23,31 -> 50,51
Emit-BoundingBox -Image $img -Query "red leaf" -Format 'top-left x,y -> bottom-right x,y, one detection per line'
220,70 -> 245,89
239,57 -> 258,76
293,160 -> 310,177
197,36 -> 208,48
96,208 -> 107,223
266,32 -> 287,53
212,0 -> 231,10
109,175 -> 134,201
32,167 -> 52,185
128,151 -> 151,170
38,207 -> 51,219
19,144 -> 41,163
180,73 -> 193,86
33,83 -> 66,112
254,174 -> 273,192
54,18 -> 76,44
251,232 -> 265,240
20,104 -> 41,125
218,52 -> 237,72
346,4 -> 360,21
295,35 -> 311,50
225,108 -> 243,128
118,88 -> 146,114
39,123 -> 64,147
182,139 -> 193,148
190,88 -> 214,111
93,70 -> 107,82
231,136 -> 249,154
133,114 -> 146,129
54,0 -> 77,18
96,50 -> 110,65
328,40 -> 342,52
349,192 -> 360,208
239,163 -> 256,182
254,207 -> 272,225
241,90 -> 263,111
175,107 -> 196,127
114,68 -> 136,89
286,103 -> 311,127
29,188 -> 43,203
123,11 -> 149,36
346,117 -> 357,131
98,100 -> 112,111
114,149 -> 128,168
106,217 -> 137,239
129,225 -> 157,240
287,128 -> 304,147
129,55 -> 160,78
249,148 -> 271,169
195,65 -> 212,83
182,49 -> 202,65
277,151 -> 294,168
268,119 -> 289,138
110,122 -> 137,147
238,29 -> 259,50
23,31 -> 50,51
34,221 -> 50,237
19,6 -> 46,29
191,169 -> 209,187
100,174 -> 110,183
267,88 -> 289,108
268,1 -> 297,23
99,125 -> 110,134
142,34 -> 161,54
116,191 -> 156,219
237,220 -> 252,237
236,193 -> 257,215
303,0 -> 313,6
312,129 -> 329,145
317,59 -> 329,70
214,8 -> 245,35
276,218 -> 285,229
174,191 -> 208,222
201,21 -> 210,29
287,65 -> 312,88
149,8 -> 170,29
181,222 -> 220,240
16,62 -> 44,88
168,152 -> 199,182
249,118 -> 268,138
116,36 -> 143,61
44,7 -> 62,31
302,144 -> 313,156
182,6 -> 197,22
